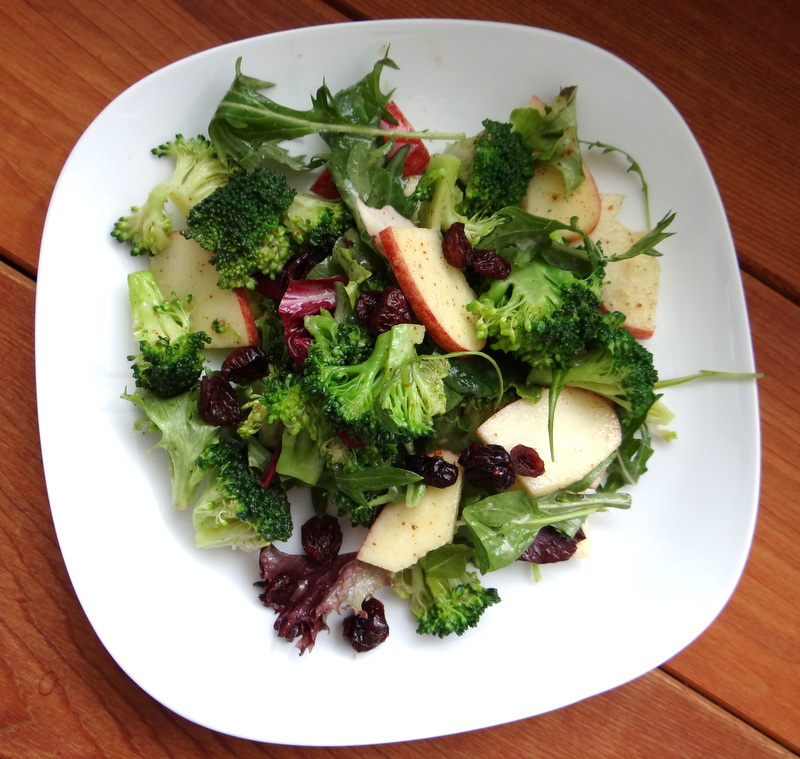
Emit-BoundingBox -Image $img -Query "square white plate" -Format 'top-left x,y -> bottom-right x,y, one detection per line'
36,18 -> 760,746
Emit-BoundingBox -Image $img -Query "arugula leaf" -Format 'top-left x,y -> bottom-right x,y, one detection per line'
510,86 -> 585,196
462,488 -> 631,573
325,135 -> 417,218
478,206 -> 606,277
582,140 -> 652,227
599,411 -> 656,493
333,463 -> 422,507
208,54 -> 465,171
608,211 -> 676,261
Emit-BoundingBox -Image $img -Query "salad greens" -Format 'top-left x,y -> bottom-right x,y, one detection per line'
114,51 -> 722,655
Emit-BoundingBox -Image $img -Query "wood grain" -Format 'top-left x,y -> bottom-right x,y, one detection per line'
0,0 -> 348,275
664,274 -> 800,752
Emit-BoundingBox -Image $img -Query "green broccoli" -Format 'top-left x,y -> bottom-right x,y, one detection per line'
466,245 -> 606,371
283,192 -> 354,254
414,152 -> 507,245
185,166 -> 298,290
126,269 -> 210,398
392,543 -> 500,638
192,439 -> 293,550
112,134 -> 230,256
122,386 -> 221,511
454,119 -> 535,218
526,310 -> 659,420
304,322 -> 448,445
249,369 -> 328,439
303,310 -> 374,369
378,354 -> 450,439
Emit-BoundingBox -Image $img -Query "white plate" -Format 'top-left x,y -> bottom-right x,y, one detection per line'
36,19 -> 760,746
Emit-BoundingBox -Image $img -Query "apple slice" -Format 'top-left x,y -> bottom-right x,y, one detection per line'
476,387 -> 621,497
308,168 -> 340,200
520,162 -> 602,238
519,94 -> 601,238
526,95 -> 547,114
378,225 -> 486,353
150,231 -> 259,349
593,194 -> 660,340
380,100 -> 431,177
354,198 -> 414,253
357,450 -> 462,572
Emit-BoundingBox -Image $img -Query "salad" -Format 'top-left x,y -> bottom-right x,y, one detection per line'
113,52 -> 679,655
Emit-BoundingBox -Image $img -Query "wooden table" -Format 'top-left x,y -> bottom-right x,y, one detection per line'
2,1 -> 798,756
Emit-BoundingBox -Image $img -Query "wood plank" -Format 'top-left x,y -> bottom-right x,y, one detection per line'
0,0 -> 348,275
663,273 -> 800,752
0,262 -> 795,755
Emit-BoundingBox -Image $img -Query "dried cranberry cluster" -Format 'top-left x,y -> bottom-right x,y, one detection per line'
458,442 -> 545,491
197,345 -> 269,427
356,285 -> 416,335
442,222 -> 510,279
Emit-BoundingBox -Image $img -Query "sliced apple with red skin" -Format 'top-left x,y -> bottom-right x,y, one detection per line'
521,162 -> 602,239
378,225 -> 486,353
150,231 -> 259,349
354,198 -> 414,253
357,450 -> 462,572
520,94 -> 601,238
380,100 -> 431,177
476,387 -> 621,498
308,169 -> 340,200
593,194 -> 660,340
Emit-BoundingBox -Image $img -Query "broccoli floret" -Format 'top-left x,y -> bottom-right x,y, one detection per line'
126,269 -> 210,398
392,543 -> 500,638
122,386 -> 221,511
304,310 -> 374,369
456,119 -> 535,218
151,134 -> 231,216
185,166 -> 298,290
283,192 -> 354,253
254,369 -> 327,439
378,353 -> 450,439
466,246 -> 605,370
526,311 -> 659,420
414,152 -> 506,245
192,439 -> 293,550
112,134 -> 230,256
304,322 -> 446,445
112,183 -> 173,257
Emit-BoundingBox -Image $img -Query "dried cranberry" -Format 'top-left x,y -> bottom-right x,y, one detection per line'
342,597 -> 390,652
369,286 -> 415,335
301,515 -> 343,565
471,249 -> 511,279
405,453 -> 459,488
458,443 -> 515,490
220,345 -> 269,385
519,525 -> 586,564
355,290 -> 381,323
510,444 -> 546,478
442,222 -> 473,271
198,374 -> 242,427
